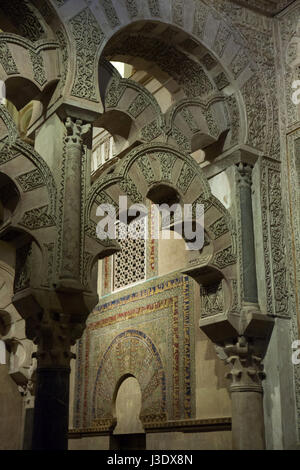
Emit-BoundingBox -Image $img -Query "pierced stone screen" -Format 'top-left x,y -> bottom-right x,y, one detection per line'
113,217 -> 147,291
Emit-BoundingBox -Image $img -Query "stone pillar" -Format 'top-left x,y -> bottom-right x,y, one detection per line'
236,162 -> 258,304
223,337 -> 266,450
59,118 -> 91,289
33,368 -> 70,449
31,310 -> 78,450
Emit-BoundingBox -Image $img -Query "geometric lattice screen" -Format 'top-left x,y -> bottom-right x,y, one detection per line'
113,217 -> 147,291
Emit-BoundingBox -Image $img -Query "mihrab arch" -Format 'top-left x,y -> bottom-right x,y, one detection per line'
92,329 -> 166,430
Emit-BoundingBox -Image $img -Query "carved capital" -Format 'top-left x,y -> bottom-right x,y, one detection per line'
19,378 -> 35,408
64,117 -> 91,149
217,336 -> 265,393
29,309 -> 87,369
236,162 -> 253,188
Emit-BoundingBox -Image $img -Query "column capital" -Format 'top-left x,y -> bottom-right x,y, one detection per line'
29,308 -> 86,369
236,161 -> 254,187
64,117 -> 91,149
216,336 -> 265,393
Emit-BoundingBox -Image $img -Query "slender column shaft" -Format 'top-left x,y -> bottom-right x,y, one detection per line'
231,389 -> 265,449
237,162 -> 258,304
60,143 -> 82,281
32,367 -> 70,450
60,118 -> 91,286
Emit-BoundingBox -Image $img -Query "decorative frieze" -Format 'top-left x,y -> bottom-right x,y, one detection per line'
172,0 -> 184,27
148,0 -> 160,17
201,281 -> 224,319
102,0 -> 120,28
225,94 -> 240,145
17,168 -> 44,192
159,153 -> 177,181
20,205 -> 55,230
128,94 -> 149,118
214,23 -> 231,57
242,75 -> 267,151
30,50 -> 47,86
70,8 -> 105,101
56,29 -> 69,90
125,0 -> 138,18
141,119 -> 162,142
171,125 -> 191,152
0,43 -> 18,75
209,217 -> 228,239
0,140 -> 18,165
231,49 -> 250,78
214,246 -> 236,269
193,5 -> 208,40
260,160 -> 288,317
205,108 -> 220,139
137,155 -> 155,185
120,176 -> 142,204
106,78 -> 126,108
177,163 -> 195,194
181,108 -> 199,134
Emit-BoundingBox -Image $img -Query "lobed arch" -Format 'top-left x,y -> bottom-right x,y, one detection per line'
0,34 -> 60,108
97,60 -> 234,159
54,0 -> 271,154
0,105 -> 57,293
86,143 -> 238,324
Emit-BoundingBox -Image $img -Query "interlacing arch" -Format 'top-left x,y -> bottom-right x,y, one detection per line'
53,0 -> 272,156
0,105 -> 57,293
86,142 -> 238,318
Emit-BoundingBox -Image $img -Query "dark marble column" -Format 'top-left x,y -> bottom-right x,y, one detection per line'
32,368 -> 70,450
236,162 -> 258,304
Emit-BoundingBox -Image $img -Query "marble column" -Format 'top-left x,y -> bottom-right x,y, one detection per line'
59,118 -> 91,289
32,368 -> 70,450
223,337 -> 266,450
30,308 -> 79,450
236,162 -> 258,304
